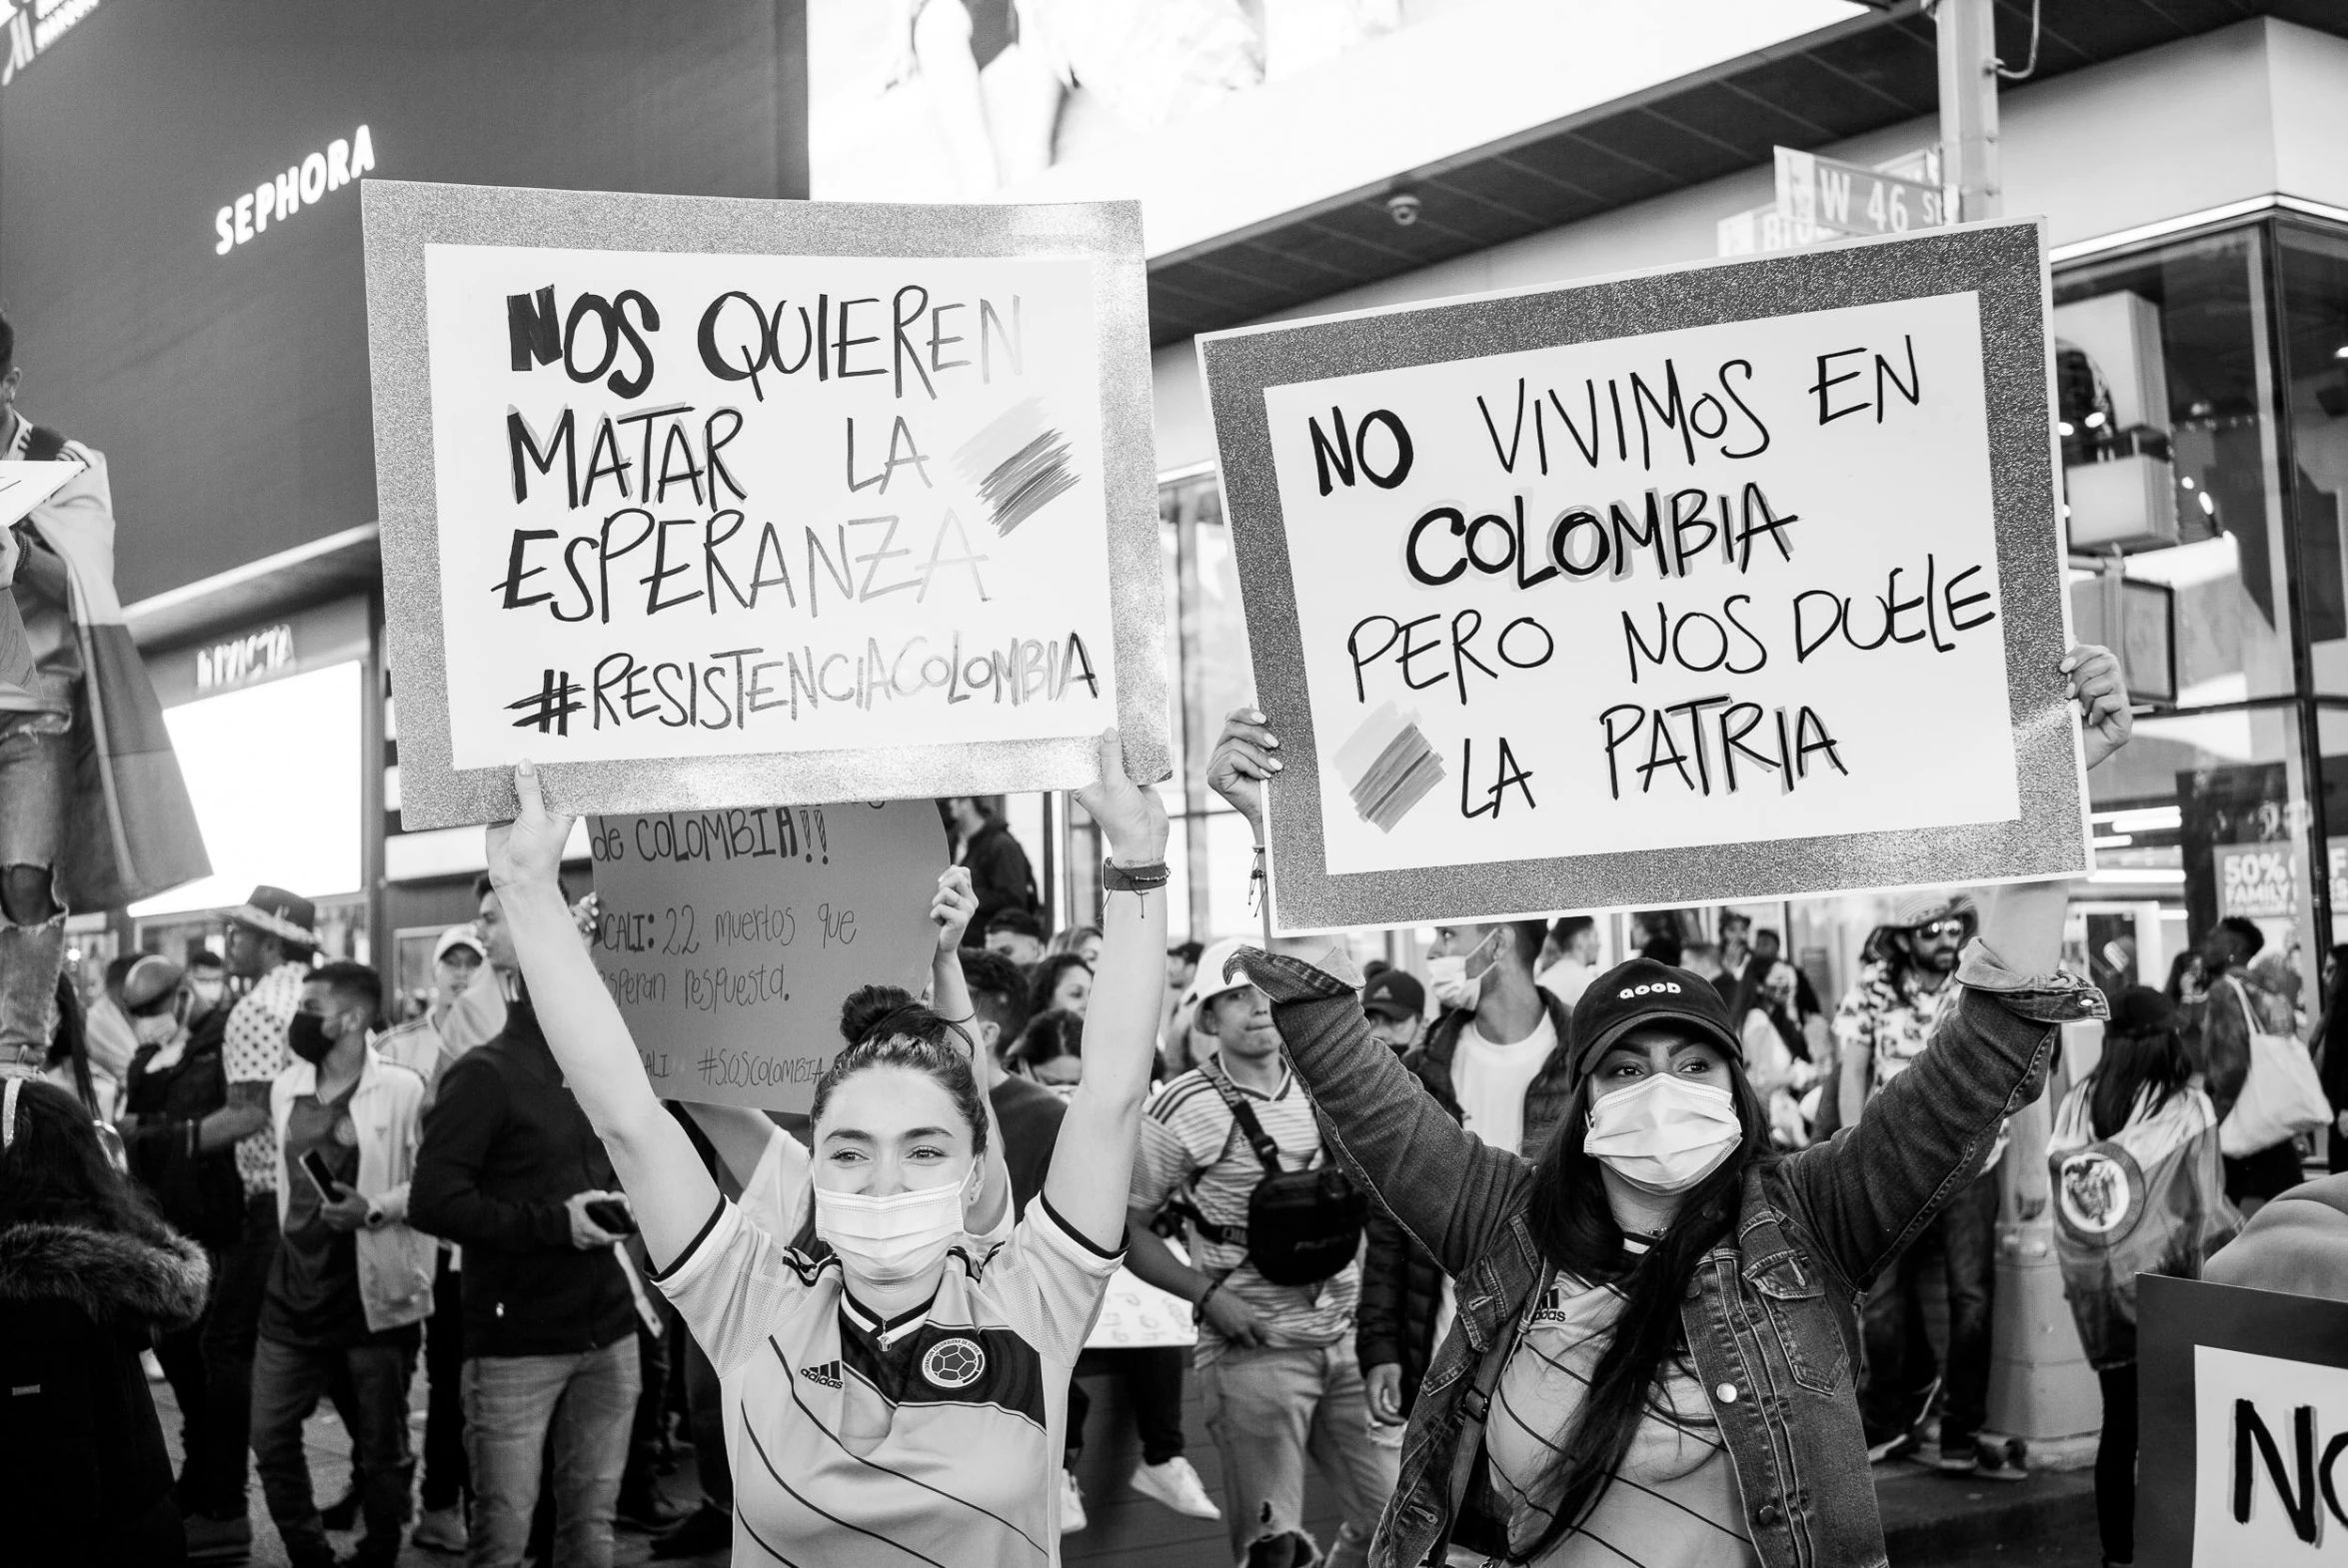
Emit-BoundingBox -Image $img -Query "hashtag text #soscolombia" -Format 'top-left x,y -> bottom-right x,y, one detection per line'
695,1047 -> 828,1088
508,629 -> 1102,736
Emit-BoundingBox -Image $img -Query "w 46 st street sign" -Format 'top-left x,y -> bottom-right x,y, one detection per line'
1774,148 -> 1950,238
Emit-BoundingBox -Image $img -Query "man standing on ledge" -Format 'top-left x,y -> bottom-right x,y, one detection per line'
0,305 -> 207,1067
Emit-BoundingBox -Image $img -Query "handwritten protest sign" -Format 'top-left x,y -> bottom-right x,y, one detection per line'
1198,220 -> 2087,931
364,180 -> 1167,829
587,798 -> 945,1112
2137,1275 -> 2348,1568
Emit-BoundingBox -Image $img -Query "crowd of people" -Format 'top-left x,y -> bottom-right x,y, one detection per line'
0,641 -> 2315,1568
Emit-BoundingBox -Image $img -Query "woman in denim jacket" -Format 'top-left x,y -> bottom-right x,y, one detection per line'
1200,644 -> 2131,1568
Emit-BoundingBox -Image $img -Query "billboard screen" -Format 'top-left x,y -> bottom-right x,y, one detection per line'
0,0 -> 805,605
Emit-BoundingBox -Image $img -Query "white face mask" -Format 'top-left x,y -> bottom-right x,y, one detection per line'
1426,932 -> 1499,1011
1583,1075 -> 1742,1194
815,1166 -> 978,1284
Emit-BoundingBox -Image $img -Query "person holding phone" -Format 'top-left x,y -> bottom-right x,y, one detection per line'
248,961 -> 435,1568
485,730 -> 1167,1564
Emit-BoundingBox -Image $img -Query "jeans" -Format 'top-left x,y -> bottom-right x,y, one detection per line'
463,1336 -> 640,1568
1068,1345 -> 1187,1467
195,1191 -> 279,1518
0,721 -> 70,1054
1860,1169 -> 2000,1448
1197,1340 -> 1399,1568
422,1252 -> 469,1512
2097,1364 -> 2138,1564
251,1335 -> 417,1568
621,1308 -> 670,1504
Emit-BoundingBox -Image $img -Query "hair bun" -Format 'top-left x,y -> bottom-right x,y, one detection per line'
838,984 -> 918,1046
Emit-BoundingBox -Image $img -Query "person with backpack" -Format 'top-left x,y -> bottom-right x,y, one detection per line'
2047,986 -> 2236,1568
1126,935 -> 1391,1568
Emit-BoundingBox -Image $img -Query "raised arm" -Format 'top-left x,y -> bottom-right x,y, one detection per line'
488,762 -> 717,1271
1040,731 -> 1170,1251
1776,645 -> 2128,1288
929,866 -> 1013,1237
1205,707 -> 1530,1274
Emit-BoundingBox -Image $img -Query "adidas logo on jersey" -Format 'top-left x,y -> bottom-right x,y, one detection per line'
800,1359 -> 842,1389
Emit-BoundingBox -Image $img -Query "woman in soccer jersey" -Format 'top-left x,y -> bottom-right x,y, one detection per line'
1199,648 -> 2131,1568
487,732 -> 1167,1566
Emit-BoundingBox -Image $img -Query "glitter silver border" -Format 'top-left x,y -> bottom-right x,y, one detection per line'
364,179 -> 1168,830
1198,219 -> 2088,933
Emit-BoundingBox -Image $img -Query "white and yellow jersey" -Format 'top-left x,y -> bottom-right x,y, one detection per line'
653,1192 -> 1123,1567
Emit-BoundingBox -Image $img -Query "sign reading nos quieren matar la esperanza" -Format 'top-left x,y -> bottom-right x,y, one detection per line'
363,180 -> 1167,829
588,798 -> 945,1113
1198,219 -> 2088,933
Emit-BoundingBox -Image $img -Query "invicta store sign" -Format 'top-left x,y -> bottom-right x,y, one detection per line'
0,0 -> 100,87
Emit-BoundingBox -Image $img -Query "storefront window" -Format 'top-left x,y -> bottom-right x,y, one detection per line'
2056,230 -> 2294,706
2279,225 -> 2348,696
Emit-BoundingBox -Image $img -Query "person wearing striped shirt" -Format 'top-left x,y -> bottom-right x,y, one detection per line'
484,732 -> 1169,1566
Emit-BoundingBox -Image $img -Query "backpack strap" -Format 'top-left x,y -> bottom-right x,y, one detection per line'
1198,1062 -> 1286,1177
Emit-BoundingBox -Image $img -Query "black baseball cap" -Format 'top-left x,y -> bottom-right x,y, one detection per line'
1360,969 -> 1425,1022
1569,957 -> 1744,1088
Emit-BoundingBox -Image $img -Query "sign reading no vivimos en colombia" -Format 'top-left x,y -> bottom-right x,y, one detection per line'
1198,219 -> 2088,932
588,798 -> 945,1113
363,180 -> 1167,829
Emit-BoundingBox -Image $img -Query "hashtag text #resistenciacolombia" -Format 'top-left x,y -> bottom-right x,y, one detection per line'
504,629 -> 1103,738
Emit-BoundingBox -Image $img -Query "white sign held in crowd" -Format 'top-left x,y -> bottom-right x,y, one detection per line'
586,798 -> 945,1114
1198,219 -> 2088,932
364,180 -> 1168,829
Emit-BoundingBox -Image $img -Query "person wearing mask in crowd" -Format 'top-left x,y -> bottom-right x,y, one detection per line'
1636,914 -> 1683,968
2164,948 -> 2206,1007
1007,1007 -> 1085,1092
1052,924 -> 1105,967
1356,922 -> 1573,1449
2047,985 -> 2234,1568
1730,959 -> 1822,1149
184,946 -> 231,1030
1,1075 -> 212,1567
376,923 -> 483,1091
84,952 -> 142,1120
192,884 -> 320,1559
1198,643 -> 2128,1566
1836,889 -> 2014,1474
492,734 -> 1166,1561
368,923 -> 485,1551
1535,915 -> 1601,1009
409,871 -> 644,1568
1751,928 -> 1823,1018
1360,969 -> 1425,1055
1030,951 -> 1093,1020
1713,911 -> 1753,1000
117,954 -> 248,1529
644,872 -> 996,1562
946,792 -> 1041,934
249,961 -> 434,1568
2315,944 -> 2348,1174
986,905 -> 1048,970
1128,932 -> 1395,1567
2197,914 -> 2304,1211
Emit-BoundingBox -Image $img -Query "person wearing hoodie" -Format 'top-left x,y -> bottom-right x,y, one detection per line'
0,1073 -> 211,1566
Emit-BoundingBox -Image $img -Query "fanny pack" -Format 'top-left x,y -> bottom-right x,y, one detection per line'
1173,1067 -> 1365,1287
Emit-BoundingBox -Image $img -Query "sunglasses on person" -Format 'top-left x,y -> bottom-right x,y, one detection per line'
1909,917 -> 1967,941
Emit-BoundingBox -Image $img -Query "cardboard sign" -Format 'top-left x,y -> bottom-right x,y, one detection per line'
364,180 -> 1168,829
587,799 -> 946,1112
1086,1256 -> 1199,1352
2138,1275 -> 2348,1567
1198,220 -> 2086,931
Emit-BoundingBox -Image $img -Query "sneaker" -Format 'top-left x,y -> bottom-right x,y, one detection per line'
1970,1438 -> 2029,1482
1130,1456 -> 1220,1520
184,1511 -> 254,1563
650,1503 -> 734,1560
1930,1436 -> 1978,1474
1866,1430 -> 1918,1466
1059,1469 -> 1089,1534
411,1505 -> 467,1552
